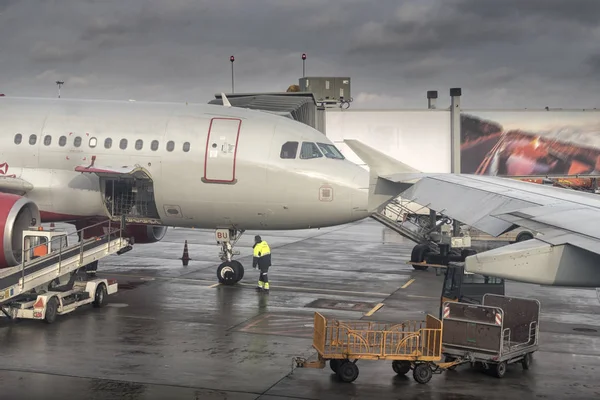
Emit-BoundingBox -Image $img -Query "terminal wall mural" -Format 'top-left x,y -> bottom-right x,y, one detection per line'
461,111 -> 600,182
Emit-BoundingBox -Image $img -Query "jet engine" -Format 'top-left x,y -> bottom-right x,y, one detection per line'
0,193 -> 40,268
125,224 -> 168,243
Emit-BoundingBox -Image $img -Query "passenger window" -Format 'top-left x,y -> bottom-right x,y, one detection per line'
14,133 -> 22,144
89,137 -> 97,148
300,142 -> 323,159
166,141 -> 174,152
74,136 -> 81,147
135,139 -> 143,150
59,136 -> 67,146
120,139 -> 128,150
317,142 -> 345,159
29,134 -> 37,145
104,138 -> 112,149
151,140 -> 159,151
43,135 -> 51,146
183,142 -> 190,152
280,141 -> 298,159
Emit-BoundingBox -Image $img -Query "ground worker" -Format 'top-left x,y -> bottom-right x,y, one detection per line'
252,235 -> 271,293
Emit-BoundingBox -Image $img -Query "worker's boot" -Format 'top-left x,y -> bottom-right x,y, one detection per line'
263,283 -> 270,294
256,282 -> 264,292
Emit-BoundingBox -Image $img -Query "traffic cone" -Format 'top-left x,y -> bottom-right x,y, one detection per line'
180,240 -> 191,266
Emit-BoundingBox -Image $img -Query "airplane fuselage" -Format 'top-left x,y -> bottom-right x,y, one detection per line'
0,97 -> 369,231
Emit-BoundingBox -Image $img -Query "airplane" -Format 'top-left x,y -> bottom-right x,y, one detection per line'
344,139 -> 600,288
0,95 -> 370,285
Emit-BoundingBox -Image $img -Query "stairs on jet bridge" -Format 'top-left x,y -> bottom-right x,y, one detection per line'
370,198 -> 437,251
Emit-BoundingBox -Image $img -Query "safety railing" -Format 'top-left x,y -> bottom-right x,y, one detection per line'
18,217 -> 127,288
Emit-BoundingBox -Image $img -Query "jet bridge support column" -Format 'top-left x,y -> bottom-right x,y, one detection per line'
450,88 -> 462,174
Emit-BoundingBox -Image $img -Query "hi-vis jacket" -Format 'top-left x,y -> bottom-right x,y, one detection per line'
252,241 -> 272,269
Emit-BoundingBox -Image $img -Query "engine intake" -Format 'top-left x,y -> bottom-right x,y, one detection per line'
0,193 -> 40,268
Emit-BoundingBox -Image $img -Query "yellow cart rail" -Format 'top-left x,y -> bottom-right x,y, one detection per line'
293,312 -> 465,383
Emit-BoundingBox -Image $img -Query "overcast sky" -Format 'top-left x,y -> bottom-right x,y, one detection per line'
1,0 -> 599,109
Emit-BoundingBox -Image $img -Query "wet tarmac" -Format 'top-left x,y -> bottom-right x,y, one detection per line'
1,218 -> 600,399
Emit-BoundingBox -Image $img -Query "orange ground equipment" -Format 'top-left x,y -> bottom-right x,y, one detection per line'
292,312 -> 463,384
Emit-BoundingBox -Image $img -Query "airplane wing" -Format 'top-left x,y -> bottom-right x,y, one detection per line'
344,139 -> 600,287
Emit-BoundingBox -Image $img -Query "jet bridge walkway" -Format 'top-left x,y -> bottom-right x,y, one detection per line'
0,220 -> 133,323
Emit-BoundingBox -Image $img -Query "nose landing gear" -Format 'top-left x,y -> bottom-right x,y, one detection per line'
215,228 -> 245,285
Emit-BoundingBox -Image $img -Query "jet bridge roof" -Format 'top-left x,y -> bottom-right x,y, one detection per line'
209,92 -> 324,133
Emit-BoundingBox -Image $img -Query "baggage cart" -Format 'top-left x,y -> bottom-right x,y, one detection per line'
293,312 -> 464,384
441,294 -> 540,378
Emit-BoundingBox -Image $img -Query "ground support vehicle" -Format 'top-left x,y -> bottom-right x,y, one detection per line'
441,294 -> 540,378
0,221 -> 132,323
292,312 -> 466,384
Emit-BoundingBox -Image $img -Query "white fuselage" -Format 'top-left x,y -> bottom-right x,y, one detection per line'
0,97 -> 370,230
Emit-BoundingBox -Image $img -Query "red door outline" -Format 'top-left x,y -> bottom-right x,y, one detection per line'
203,117 -> 242,183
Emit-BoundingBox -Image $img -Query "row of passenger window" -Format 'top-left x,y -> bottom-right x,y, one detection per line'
13,133 -> 191,152
280,141 -> 345,160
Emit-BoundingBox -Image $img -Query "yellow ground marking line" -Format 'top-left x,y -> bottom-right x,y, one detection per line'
209,283 -> 221,288
364,303 -> 384,316
401,278 -> 415,289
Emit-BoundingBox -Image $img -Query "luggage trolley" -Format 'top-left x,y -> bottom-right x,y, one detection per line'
441,294 -> 540,378
293,312 -> 464,384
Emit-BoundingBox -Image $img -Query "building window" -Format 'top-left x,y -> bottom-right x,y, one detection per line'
104,138 -> 112,149
300,142 -> 323,159
74,136 -> 82,147
135,139 -> 143,150
59,136 -> 67,146
14,133 -> 22,144
89,137 -> 97,148
43,135 -> 52,146
151,140 -> 159,151
166,141 -> 174,152
280,141 -> 298,159
29,134 -> 37,145
183,142 -> 190,152
120,138 -> 128,149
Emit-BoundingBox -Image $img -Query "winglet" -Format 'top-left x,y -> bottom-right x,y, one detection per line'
221,92 -> 232,107
344,139 -> 423,212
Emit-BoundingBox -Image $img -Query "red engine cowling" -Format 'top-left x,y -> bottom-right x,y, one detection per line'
0,193 -> 41,268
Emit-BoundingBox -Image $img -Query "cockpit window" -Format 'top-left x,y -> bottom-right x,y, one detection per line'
317,143 -> 345,160
280,141 -> 298,159
300,142 -> 323,159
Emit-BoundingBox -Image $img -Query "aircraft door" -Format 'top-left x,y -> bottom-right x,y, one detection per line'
203,118 -> 242,183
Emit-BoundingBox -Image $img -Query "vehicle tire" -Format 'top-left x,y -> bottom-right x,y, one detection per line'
411,244 -> 430,271
516,231 -> 534,242
330,359 -> 341,373
217,261 -> 240,285
44,296 -> 59,324
521,353 -> 532,370
392,360 -> 411,375
93,283 -> 107,308
336,361 -> 359,383
231,260 -> 244,281
413,363 -> 433,384
494,361 -> 507,378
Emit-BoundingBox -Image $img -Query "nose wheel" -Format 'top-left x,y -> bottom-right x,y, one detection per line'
215,228 -> 245,285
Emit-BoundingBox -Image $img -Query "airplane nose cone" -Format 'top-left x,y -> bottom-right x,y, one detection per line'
351,169 -> 370,220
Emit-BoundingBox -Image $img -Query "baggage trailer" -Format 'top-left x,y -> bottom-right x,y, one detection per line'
0,220 -> 132,323
293,312 -> 464,384
441,294 -> 540,378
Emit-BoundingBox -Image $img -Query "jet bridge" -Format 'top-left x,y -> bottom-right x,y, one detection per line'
0,219 -> 132,323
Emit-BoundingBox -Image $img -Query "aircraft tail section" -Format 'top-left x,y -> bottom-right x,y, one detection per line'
344,139 -> 424,212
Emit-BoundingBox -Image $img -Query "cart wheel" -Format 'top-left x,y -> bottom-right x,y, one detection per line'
392,360 -> 411,376
521,353 -> 532,370
445,356 -> 457,371
413,363 -> 433,384
337,361 -> 359,383
93,283 -> 107,308
44,296 -> 58,324
330,359 -> 342,373
494,361 -> 507,378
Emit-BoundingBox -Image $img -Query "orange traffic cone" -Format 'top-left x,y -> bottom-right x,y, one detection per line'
180,240 -> 191,266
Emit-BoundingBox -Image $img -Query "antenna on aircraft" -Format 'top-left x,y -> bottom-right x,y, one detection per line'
55,80 -> 64,98
221,93 -> 232,107
230,55 -> 235,93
